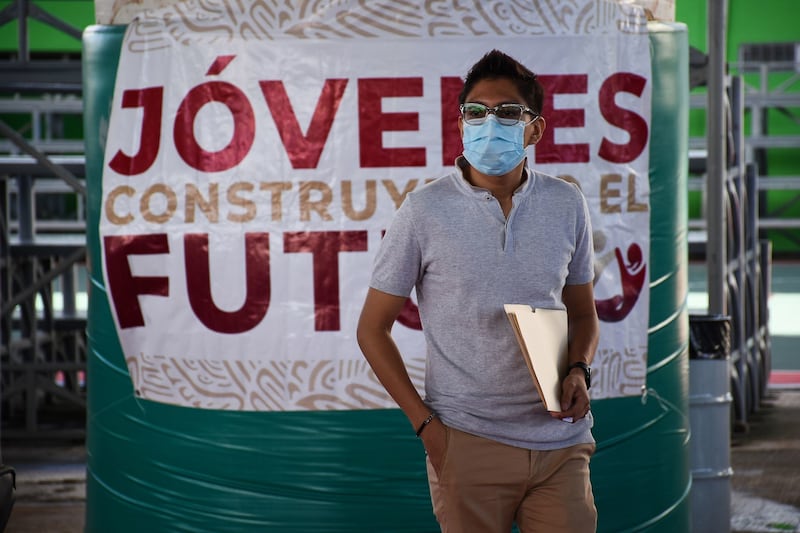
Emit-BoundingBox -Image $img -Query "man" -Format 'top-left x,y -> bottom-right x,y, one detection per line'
356,49 -> 599,533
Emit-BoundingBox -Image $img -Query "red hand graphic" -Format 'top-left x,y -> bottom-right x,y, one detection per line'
595,243 -> 646,322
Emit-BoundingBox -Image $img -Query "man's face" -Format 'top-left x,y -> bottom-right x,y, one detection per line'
458,77 -> 545,147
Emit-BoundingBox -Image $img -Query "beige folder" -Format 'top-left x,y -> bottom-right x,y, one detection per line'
504,304 -> 569,412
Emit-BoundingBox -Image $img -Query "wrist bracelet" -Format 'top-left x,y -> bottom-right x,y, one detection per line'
568,361 -> 592,390
415,413 -> 436,437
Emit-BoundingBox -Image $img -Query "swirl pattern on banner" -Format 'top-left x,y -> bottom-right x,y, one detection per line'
591,345 -> 648,399
125,0 -> 648,53
128,353 -> 426,410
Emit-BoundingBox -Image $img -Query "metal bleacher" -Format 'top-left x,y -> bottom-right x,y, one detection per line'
691,42 -> 800,240
687,43 -> 799,427
686,42 -> 800,427
1,1 -> 87,438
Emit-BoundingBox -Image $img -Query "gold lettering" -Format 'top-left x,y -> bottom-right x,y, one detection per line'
557,175 -> 582,190
105,185 -> 135,225
342,180 -> 377,221
626,173 -> 648,212
103,178 -> 471,226
185,183 -> 219,223
600,174 -> 622,213
260,182 -> 292,222
300,181 -> 333,221
382,179 -> 419,209
141,183 -> 177,223
227,182 -> 256,223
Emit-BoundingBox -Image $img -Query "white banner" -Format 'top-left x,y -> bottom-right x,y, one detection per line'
100,0 -> 651,410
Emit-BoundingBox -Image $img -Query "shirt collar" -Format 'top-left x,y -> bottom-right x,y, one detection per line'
453,156 -> 535,197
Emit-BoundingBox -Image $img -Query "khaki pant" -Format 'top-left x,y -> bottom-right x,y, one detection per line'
426,427 -> 596,533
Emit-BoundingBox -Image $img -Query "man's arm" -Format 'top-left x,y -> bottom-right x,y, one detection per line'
356,288 -> 446,470
356,288 -> 430,425
555,281 -> 599,420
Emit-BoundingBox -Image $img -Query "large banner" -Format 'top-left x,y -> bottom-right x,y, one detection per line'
100,0 -> 651,410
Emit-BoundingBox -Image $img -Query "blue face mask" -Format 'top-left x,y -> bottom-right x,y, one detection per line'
462,115 -> 527,176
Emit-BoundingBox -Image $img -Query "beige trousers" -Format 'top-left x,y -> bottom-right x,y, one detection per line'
426,427 -> 597,533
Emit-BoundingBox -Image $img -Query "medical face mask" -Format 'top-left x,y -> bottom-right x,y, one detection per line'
462,114 -> 527,176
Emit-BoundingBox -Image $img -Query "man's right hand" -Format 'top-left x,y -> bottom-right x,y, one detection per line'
420,417 -> 447,476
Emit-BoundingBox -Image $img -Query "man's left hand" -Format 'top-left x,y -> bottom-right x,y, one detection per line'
551,371 -> 590,422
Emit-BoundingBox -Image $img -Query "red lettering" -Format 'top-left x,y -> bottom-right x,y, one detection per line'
440,76 -> 464,166
284,231 -> 368,331
536,75 -> 590,164
598,73 -> 649,163
103,234 -> 169,328
108,87 -> 164,176
397,300 -> 422,330
174,81 -> 255,172
259,79 -> 348,169
206,55 -> 236,76
358,78 -> 426,168
595,243 -> 646,322
184,233 -> 271,334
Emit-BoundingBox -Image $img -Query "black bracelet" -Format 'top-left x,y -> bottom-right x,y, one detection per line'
415,413 -> 436,437
568,361 -> 592,390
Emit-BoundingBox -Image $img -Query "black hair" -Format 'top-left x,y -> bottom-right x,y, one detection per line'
458,49 -> 544,115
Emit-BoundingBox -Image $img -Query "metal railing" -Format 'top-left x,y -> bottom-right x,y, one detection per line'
0,0 -> 87,436
1,100 -> 87,438
688,76 -> 773,428
689,51 -> 800,244
0,0 -> 83,93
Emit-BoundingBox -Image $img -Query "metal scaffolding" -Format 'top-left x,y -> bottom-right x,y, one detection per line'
1,0 -> 87,437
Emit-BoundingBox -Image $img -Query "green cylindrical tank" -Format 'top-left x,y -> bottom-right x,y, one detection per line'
591,22 -> 691,532
83,25 -> 436,532
82,22 -> 690,533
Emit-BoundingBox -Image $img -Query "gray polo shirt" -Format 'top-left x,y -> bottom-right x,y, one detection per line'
370,159 -> 595,450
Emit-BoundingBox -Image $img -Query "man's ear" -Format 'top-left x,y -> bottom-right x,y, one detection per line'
526,117 -> 546,146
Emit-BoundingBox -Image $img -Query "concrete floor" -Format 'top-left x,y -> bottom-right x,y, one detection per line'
3,441 -> 84,533
729,389 -> 800,532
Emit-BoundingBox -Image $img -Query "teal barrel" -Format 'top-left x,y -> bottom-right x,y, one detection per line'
83,22 -> 690,533
82,25 -> 439,532
591,22 -> 691,532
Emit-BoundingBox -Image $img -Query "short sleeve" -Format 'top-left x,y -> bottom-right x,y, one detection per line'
369,196 -> 422,297
566,186 -> 595,286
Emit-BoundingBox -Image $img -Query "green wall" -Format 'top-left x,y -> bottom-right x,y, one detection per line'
676,0 -> 799,58
676,0 -> 800,255
0,1 -> 93,53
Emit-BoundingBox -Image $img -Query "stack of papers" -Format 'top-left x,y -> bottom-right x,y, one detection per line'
504,304 -> 569,412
